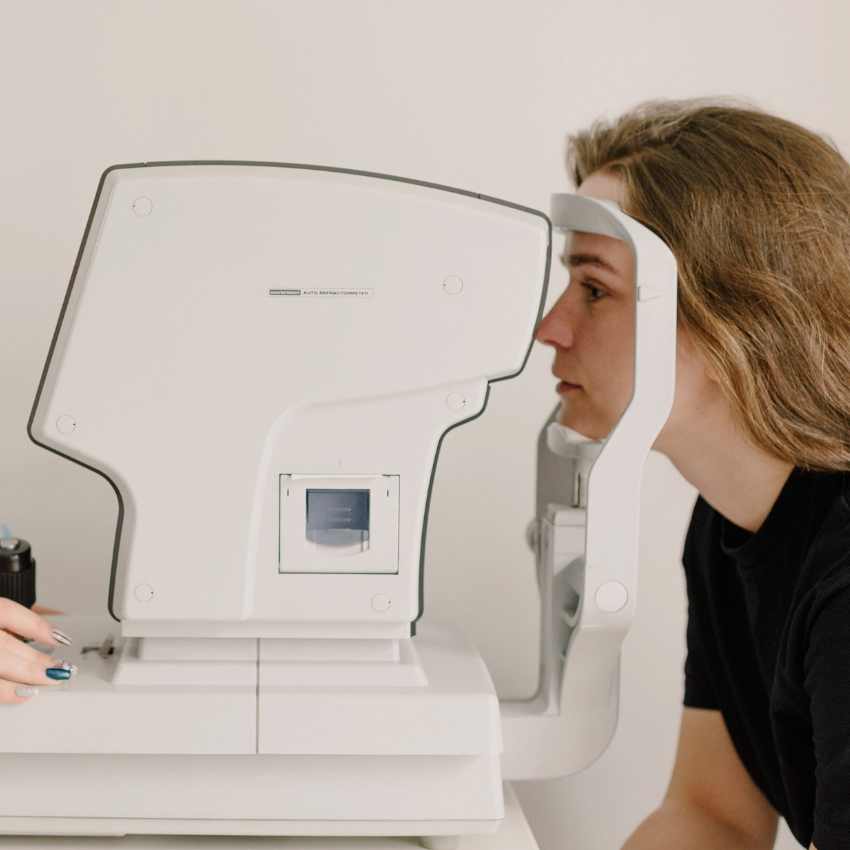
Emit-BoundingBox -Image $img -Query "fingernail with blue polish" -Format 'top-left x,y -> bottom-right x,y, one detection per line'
46,667 -> 71,680
52,661 -> 77,675
52,630 -> 72,647
15,686 -> 39,698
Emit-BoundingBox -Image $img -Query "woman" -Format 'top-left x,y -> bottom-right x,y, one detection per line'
536,101 -> 850,850
0,596 -> 74,703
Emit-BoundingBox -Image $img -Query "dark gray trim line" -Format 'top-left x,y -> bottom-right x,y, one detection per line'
26,164 -> 147,623
416,383 -> 492,626
481,194 -> 553,383
416,208 -> 552,624
27,160 -> 553,628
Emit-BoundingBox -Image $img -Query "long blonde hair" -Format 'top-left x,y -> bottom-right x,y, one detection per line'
570,100 -> 850,470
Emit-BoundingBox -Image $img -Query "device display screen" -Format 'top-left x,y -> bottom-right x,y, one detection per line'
306,489 -> 370,550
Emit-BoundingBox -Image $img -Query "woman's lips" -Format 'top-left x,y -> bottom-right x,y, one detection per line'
557,380 -> 581,393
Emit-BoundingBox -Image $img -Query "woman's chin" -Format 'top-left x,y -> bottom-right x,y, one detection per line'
556,407 -> 607,441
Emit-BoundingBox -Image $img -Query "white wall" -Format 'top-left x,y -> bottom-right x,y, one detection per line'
2,2 -> 847,847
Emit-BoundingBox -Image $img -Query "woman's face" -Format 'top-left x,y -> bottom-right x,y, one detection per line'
536,172 -> 637,440
537,171 -> 713,447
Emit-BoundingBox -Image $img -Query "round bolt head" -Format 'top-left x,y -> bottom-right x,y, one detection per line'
446,392 -> 466,412
56,415 -> 76,434
443,275 -> 463,295
134,583 -> 154,603
133,197 -> 153,216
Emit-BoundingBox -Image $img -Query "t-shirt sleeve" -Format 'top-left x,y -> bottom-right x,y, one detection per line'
681,501 -> 721,711
806,579 -> 850,850
683,589 -> 720,710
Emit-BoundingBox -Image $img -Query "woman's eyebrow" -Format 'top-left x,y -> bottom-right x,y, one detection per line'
564,252 -> 619,274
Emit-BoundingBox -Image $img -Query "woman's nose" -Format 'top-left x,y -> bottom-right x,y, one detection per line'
535,295 -> 574,350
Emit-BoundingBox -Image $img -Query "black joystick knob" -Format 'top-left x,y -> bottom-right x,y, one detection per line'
0,537 -> 36,609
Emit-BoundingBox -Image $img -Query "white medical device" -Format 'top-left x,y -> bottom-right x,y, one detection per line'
0,163 -> 676,847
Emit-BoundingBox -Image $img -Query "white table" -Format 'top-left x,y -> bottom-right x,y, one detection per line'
0,785 -> 538,850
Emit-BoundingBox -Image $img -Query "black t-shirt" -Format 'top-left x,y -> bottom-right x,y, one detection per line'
683,469 -> 850,850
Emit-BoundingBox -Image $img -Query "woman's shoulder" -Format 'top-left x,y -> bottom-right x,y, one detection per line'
797,469 -> 850,552
797,470 -> 850,598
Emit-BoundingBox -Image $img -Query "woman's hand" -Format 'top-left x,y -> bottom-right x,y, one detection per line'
0,597 -> 74,704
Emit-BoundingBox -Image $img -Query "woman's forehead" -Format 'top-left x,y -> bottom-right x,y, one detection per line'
565,230 -> 635,280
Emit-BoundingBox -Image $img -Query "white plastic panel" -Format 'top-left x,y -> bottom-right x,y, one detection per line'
258,625 -> 502,756
0,618 -> 256,755
30,164 -> 549,637
0,753 -> 504,828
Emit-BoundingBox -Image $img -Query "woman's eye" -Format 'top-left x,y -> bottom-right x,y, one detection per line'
582,282 -> 605,302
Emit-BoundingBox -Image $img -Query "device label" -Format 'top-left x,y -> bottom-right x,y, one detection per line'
269,289 -> 374,298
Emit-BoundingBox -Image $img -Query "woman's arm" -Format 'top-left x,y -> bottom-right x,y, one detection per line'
622,707 -> 779,850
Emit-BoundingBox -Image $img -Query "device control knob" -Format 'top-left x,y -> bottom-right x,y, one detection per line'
525,517 -> 540,553
371,593 -> 391,613
0,537 -> 36,609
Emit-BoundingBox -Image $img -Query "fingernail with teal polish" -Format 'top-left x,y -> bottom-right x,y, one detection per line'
52,630 -> 72,647
15,686 -> 39,698
46,667 -> 71,680
52,661 -> 77,675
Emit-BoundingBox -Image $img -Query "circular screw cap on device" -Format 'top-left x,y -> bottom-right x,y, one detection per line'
0,537 -> 36,609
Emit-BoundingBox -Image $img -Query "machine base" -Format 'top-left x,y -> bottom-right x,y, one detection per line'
0,783 -> 538,847
0,617 -> 503,843
0,785 -> 540,849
